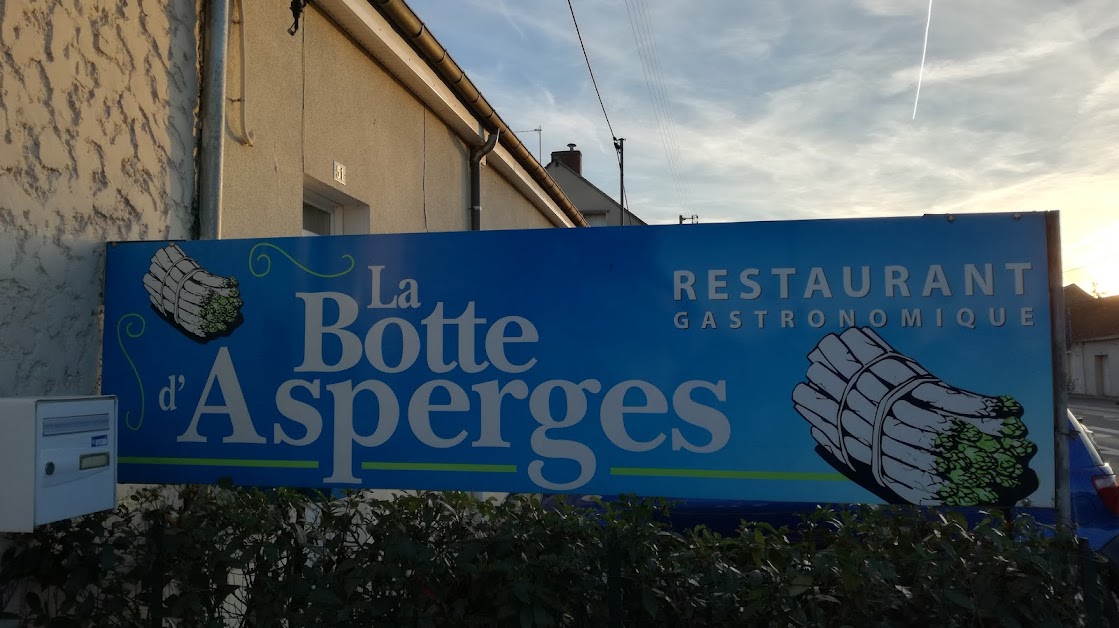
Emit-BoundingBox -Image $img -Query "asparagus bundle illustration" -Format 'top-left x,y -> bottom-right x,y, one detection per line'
792,327 -> 1038,507
142,243 -> 244,339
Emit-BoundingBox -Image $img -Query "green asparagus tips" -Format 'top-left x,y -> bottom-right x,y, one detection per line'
199,279 -> 244,335
932,399 -> 1036,506
1000,416 -> 1028,438
998,396 -> 1024,419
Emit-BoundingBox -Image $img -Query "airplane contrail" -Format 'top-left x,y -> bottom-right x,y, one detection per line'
913,0 -> 933,120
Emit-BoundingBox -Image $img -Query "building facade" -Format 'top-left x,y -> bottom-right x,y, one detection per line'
219,0 -> 583,239
546,144 -> 645,227
1,0 -> 584,618
0,0 -> 202,399
1066,285 -> 1119,398
0,0 -> 584,400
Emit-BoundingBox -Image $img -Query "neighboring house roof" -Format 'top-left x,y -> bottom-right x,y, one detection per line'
546,160 -> 619,210
1065,284 -> 1119,342
545,160 -> 646,226
367,0 -> 587,228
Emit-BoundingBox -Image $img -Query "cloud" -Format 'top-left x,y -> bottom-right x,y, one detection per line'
405,0 -> 1119,291
855,0 -> 919,18
492,0 -> 527,40
1081,68 -> 1119,114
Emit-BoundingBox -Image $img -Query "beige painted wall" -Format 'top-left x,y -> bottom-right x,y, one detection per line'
423,118 -> 471,232
0,0 -> 200,397
219,0 -> 304,238
304,6 -> 425,234
481,167 -> 554,230
221,4 -> 551,238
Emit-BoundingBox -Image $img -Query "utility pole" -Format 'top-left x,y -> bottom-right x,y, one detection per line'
614,137 -> 625,226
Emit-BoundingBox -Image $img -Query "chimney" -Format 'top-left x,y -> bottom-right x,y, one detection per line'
550,143 -> 582,175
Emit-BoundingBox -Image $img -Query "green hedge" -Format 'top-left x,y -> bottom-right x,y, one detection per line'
0,486 -> 1112,626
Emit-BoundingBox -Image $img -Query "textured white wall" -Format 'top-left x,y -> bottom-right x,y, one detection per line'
1071,339 -> 1119,397
0,0 -> 200,397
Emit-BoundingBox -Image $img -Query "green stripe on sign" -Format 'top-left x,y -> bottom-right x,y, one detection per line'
361,462 -> 517,473
119,457 -> 319,469
610,467 -> 848,481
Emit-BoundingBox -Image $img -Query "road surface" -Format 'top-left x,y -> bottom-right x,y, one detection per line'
1071,395 -> 1119,468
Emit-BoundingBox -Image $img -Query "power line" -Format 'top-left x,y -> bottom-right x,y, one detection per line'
635,0 -> 694,212
567,0 -> 616,139
624,0 -> 695,215
634,0 -> 694,213
568,0 -> 628,219
624,0 -> 680,208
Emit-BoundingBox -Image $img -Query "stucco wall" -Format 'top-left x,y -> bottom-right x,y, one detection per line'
0,0 -> 200,397
0,1 -> 200,621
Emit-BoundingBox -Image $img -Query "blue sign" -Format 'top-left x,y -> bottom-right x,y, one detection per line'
101,212 -> 1057,507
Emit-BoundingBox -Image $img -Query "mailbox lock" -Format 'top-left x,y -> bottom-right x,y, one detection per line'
44,462 -> 55,476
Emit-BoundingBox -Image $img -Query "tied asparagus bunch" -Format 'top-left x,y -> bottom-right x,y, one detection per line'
792,327 -> 1038,507
143,243 -> 244,339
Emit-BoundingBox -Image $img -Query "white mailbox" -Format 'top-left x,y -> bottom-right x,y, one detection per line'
0,396 -> 117,533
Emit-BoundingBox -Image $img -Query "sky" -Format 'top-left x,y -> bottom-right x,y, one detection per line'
405,0 -> 1119,295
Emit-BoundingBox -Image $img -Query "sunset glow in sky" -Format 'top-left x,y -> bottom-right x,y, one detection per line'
407,0 -> 1119,294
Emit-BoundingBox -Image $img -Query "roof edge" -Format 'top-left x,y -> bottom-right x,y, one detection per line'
547,160 -> 647,225
369,0 -> 587,227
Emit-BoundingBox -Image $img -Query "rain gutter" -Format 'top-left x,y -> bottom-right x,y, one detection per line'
199,0 -> 230,239
368,0 -> 588,228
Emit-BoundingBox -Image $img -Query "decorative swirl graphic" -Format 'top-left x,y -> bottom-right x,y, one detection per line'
116,313 -> 147,431
248,242 -> 355,279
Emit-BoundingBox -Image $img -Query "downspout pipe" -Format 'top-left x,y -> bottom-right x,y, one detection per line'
372,0 -> 586,227
199,0 -> 231,240
469,129 -> 500,231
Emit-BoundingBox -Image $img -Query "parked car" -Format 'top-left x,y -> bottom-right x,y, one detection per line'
545,410 -> 1119,571
1068,410 -> 1119,566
